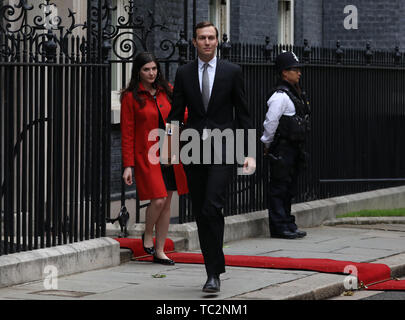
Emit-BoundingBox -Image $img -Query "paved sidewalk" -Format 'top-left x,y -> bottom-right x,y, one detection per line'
1,224 -> 405,300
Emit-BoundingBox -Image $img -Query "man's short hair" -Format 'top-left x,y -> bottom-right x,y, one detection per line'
193,21 -> 219,39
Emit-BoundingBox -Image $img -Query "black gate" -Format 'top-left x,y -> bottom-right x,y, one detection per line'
105,0 -> 193,222
0,0 -> 111,255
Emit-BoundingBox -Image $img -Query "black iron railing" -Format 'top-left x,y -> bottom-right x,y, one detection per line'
175,38 -> 405,223
0,1 -> 111,256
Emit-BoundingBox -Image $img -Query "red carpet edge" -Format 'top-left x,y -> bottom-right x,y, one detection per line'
115,238 -> 405,291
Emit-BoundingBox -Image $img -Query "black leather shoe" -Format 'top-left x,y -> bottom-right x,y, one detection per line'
271,230 -> 299,239
202,275 -> 220,293
153,255 -> 175,265
294,230 -> 307,238
142,233 -> 156,255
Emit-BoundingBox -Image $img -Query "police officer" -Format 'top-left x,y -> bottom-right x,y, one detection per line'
261,51 -> 311,239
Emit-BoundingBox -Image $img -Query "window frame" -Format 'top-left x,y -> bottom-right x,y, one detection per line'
278,0 -> 294,45
209,0 -> 231,40
110,0 -> 133,124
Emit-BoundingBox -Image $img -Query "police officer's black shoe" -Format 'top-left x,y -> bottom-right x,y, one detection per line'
271,230 -> 299,239
294,230 -> 307,238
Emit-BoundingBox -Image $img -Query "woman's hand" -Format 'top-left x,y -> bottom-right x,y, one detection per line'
122,167 -> 133,185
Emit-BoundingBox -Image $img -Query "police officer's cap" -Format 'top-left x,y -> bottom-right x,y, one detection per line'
275,51 -> 303,71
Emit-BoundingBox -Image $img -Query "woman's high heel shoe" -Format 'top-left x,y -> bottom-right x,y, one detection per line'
142,233 -> 155,255
153,254 -> 175,266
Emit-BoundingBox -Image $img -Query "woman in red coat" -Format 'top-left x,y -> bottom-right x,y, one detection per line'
120,52 -> 188,265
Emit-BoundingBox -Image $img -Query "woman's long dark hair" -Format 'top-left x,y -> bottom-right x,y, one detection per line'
120,52 -> 172,107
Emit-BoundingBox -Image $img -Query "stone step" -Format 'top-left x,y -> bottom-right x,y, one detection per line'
111,236 -> 188,264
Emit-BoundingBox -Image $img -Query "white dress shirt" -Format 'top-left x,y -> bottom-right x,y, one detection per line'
261,91 -> 296,148
198,56 -> 217,97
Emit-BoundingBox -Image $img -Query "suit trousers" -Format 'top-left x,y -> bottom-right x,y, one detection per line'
184,163 -> 233,276
267,142 -> 301,235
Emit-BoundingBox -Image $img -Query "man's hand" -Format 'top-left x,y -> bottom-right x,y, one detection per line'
264,146 -> 270,156
122,167 -> 133,186
161,122 -> 180,166
242,157 -> 256,175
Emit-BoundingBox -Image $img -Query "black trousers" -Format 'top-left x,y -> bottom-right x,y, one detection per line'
184,164 -> 233,276
267,142 -> 303,235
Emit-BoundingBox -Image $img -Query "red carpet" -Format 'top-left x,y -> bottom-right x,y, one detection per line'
115,238 -> 405,291
116,237 -> 175,258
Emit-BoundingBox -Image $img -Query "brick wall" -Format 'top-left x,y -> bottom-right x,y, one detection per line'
294,0 -> 323,46
322,0 -> 404,49
230,0 -> 277,44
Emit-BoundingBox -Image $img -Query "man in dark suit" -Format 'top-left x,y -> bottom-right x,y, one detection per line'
166,21 -> 255,293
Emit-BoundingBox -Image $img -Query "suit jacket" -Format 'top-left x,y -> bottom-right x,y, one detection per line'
167,58 -> 252,163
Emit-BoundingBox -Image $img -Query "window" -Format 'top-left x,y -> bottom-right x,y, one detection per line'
43,2 -> 58,30
209,0 -> 230,40
278,0 -> 294,45
110,0 -> 133,123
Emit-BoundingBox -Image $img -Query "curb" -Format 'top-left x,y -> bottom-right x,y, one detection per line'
228,271 -> 346,300
0,237 -> 120,289
323,217 -> 405,226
